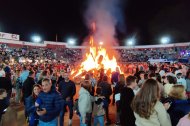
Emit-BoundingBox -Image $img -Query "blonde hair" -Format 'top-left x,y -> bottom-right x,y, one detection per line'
169,85 -> 186,100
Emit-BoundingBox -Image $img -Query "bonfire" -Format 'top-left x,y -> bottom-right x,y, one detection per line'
71,35 -> 122,79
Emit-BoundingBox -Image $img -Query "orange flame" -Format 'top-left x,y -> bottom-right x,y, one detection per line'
71,36 -> 122,78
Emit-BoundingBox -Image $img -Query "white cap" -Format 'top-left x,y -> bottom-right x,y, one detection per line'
166,72 -> 176,77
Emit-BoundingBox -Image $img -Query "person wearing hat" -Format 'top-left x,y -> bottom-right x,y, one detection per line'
175,70 -> 187,90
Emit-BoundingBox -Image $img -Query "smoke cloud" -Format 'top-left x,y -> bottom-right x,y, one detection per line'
84,0 -> 126,46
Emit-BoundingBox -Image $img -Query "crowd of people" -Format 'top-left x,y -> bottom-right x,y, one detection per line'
1,43 -> 190,65
116,46 -> 190,62
0,44 -> 82,64
0,59 -> 190,126
0,43 -> 190,126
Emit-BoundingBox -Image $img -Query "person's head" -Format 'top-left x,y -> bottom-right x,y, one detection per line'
103,75 -> 108,82
169,85 -> 186,100
116,67 -> 119,73
81,80 -> 92,93
85,74 -> 90,81
155,73 -> 161,83
32,84 -> 41,98
42,78 -> 52,93
60,69 -> 65,76
0,89 -> 7,98
139,72 -> 145,80
175,70 -> 182,79
148,72 -> 156,79
15,69 -> 21,76
126,75 -> 137,89
64,72 -> 70,80
96,87 -> 102,95
29,70 -> 35,78
132,79 -> 160,119
119,74 -> 125,85
41,70 -> 49,78
163,75 -> 176,84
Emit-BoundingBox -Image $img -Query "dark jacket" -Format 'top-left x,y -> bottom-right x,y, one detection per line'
168,99 -> 190,126
22,77 -> 35,98
120,87 -> 136,126
115,82 -> 125,112
58,80 -> 76,100
25,96 -> 37,115
57,76 -> 64,85
37,89 -> 63,122
98,81 -> 112,100
111,72 -> 119,84
115,82 -> 125,95
0,98 -> 9,121
25,96 -> 39,126
0,77 -> 12,92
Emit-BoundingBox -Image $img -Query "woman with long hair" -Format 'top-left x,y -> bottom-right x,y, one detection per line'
132,79 -> 171,126
25,84 -> 41,126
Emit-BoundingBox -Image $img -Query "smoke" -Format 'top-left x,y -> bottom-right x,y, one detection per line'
84,0 -> 126,46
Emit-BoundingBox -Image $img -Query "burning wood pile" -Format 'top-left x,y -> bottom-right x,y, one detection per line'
71,35 -> 122,79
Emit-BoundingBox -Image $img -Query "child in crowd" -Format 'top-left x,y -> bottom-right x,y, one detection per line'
93,87 -> 105,126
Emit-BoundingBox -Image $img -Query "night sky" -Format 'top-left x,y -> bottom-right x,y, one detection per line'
0,0 -> 190,45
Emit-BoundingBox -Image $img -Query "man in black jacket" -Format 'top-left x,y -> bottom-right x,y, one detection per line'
99,75 -> 112,125
120,75 -> 137,126
22,70 -> 36,102
58,72 -> 76,126
22,70 -> 36,118
0,71 -> 12,99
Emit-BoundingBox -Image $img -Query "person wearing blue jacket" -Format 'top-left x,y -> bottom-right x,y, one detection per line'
36,78 -> 63,126
25,84 -> 41,126
168,85 -> 190,126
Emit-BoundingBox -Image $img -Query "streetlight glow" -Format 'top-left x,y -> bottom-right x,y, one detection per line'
126,38 -> 136,46
32,35 -> 42,43
160,36 -> 170,44
67,38 -> 76,46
